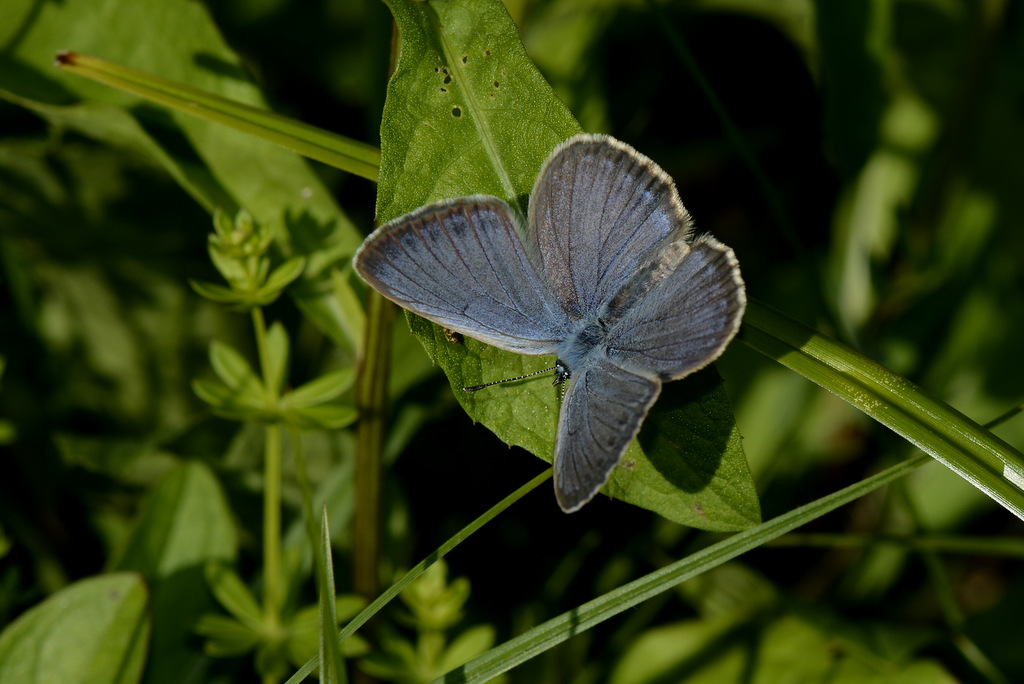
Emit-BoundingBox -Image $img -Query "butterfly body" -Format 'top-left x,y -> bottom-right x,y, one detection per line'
355,134 -> 746,512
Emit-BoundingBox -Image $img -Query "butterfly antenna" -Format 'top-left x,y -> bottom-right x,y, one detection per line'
462,366 -> 557,392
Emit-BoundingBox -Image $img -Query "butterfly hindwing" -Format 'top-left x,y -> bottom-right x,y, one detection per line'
354,196 -> 569,355
554,357 -> 661,512
606,236 -> 746,381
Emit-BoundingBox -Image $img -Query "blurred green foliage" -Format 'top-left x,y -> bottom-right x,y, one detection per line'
1,0 -> 1023,682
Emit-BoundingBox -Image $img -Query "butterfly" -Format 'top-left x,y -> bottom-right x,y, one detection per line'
354,134 -> 746,512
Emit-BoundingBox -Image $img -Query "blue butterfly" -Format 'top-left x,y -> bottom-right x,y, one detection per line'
355,135 -> 746,511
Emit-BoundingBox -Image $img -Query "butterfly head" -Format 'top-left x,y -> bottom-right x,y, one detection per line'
553,359 -> 571,388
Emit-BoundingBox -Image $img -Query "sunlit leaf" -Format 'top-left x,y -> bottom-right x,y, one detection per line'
0,574 -> 149,684
380,0 -> 756,528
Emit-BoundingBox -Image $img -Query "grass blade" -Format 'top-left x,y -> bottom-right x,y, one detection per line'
318,507 -> 345,684
55,51 -> 380,181
742,299 -> 1024,519
437,453 -> 931,683
284,468 -> 552,684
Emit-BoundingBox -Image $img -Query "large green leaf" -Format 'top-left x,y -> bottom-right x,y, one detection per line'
380,0 -> 758,529
0,0 -> 365,355
114,461 -> 237,576
0,573 -> 149,684
113,461 -> 238,684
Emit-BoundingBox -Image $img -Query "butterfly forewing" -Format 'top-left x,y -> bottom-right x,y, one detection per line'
554,358 -> 661,512
607,237 -> 746,381
528,135 -> 693,319
354,197 -> 569,355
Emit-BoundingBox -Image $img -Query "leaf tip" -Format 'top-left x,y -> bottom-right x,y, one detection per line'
54,50 -> 77,67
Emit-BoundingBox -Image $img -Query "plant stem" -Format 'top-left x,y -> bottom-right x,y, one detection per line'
253,307 -> 284,677
263,424 -> 283,620
354,290 -> 394,599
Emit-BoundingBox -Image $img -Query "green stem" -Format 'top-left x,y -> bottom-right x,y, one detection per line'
263,424 -> 283,623
353,290 -> 395,599
252,307 -> 284,679
54,51 -> 380,181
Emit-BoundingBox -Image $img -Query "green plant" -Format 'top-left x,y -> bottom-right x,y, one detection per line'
1,0 -> 1023,683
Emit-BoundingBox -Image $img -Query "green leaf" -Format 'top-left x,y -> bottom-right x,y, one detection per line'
196,339 -> 273,420
315,507 -> 345,683
286,368 -> 356,409
265,321 -> 290,399
263,257 -> 308,294
438,625 -> 496,674
194,614 -> 262,657
288,405 -> 359,431
189,279 -> 247,304
284,602 -> 372,663
609,368 -> 760,529
114,461 -> 237,577
401,560 -> 469,631
326,267 -> 367,356
112,461 -> 237,684
378,0 -> 580,221
334,596 -> 368,623
0,525 -> 10,560
0,573 -> 149,684
0,0 -> 367,351
381,0 -> 755,528
285,602 -> 370,665
210,340 -> 262,393
204,563 -> 264,630
192,378 -> 270,421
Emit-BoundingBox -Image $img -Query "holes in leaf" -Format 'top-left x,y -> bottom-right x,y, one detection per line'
443,74 -> 452,85
461,54 -> 468,64
493,80 -> 500,88
451,105 -> 463,118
